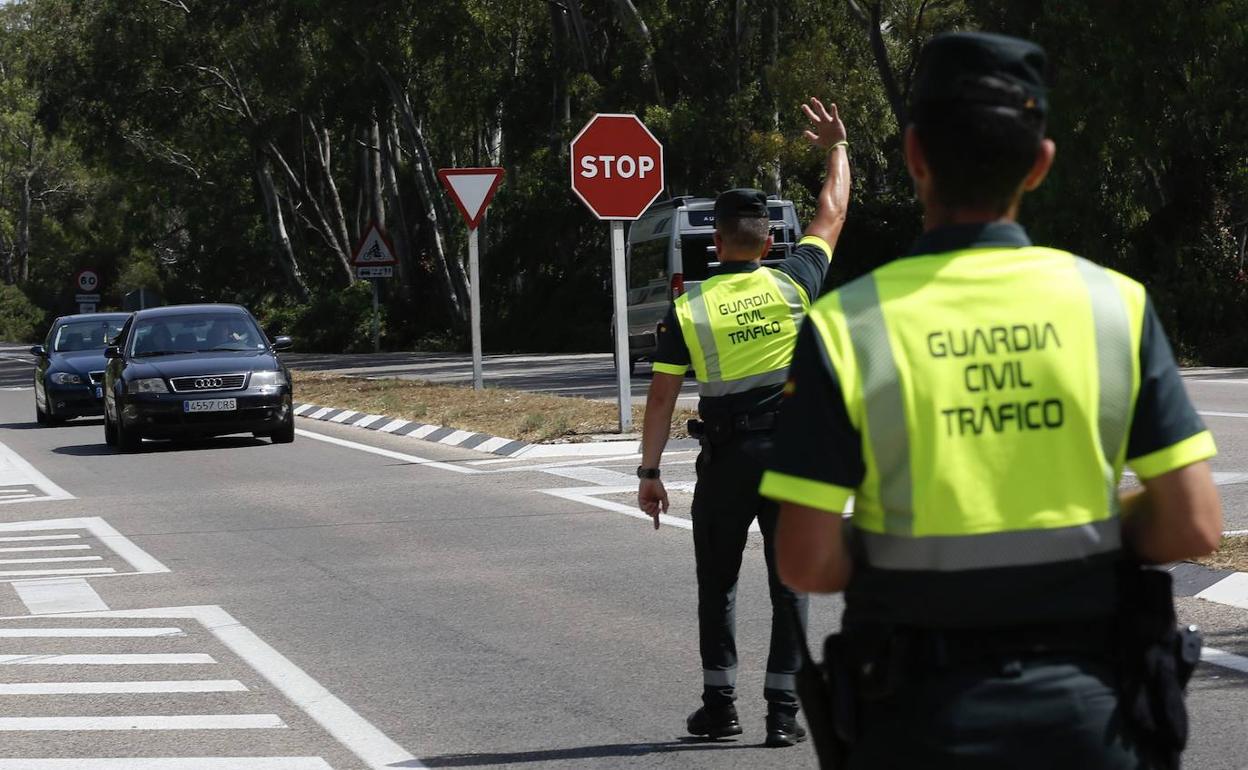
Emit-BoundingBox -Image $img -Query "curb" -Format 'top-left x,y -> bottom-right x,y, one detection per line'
293,403 -> 531,457
292,402 -> 701,459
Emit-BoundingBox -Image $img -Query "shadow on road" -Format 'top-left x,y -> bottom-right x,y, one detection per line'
0,418 -> 103,431
53,436 -> 269,456
413,738 -> 751,767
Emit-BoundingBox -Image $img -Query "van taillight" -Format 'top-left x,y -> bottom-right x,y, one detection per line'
671,273 -> 685,298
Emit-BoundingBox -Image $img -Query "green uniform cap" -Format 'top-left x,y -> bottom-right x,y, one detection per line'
910,31 -> 1048,120
715,188 -> 769,221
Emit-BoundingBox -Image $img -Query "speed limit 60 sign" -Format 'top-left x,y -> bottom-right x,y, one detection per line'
74,268 -> 100,293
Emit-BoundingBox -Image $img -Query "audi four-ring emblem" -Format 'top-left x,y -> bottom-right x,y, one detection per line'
195,377 -> 224,389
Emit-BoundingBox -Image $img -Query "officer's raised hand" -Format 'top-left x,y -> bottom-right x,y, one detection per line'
638,477 -> 669,530
801,97 -> 847,150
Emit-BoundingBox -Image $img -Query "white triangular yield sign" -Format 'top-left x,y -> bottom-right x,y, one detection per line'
438,168 -> 505,230
352,223 -> 397,266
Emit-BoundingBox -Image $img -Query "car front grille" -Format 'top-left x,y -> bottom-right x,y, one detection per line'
169,373 -> 248,393
88,371 -> 105,385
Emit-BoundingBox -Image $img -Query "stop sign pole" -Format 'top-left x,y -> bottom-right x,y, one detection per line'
570,114 -> 665,433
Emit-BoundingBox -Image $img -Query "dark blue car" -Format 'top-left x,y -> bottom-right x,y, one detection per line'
31,313 -> 131,425
103,304 -> 294,451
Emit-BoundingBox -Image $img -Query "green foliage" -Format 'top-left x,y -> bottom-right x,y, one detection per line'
0,283 -> 45,342
0,0 -> 1242,363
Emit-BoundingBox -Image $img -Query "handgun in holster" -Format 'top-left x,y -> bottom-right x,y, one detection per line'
1116,562 -> 1202,770
793,618 -> 856,768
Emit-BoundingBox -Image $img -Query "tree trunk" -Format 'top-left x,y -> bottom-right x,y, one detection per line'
17,168 -> 31,285
255,156 -> 310,301
847,0 -> 908,130
764,0 -> 782,194
380,117 -> 415,299
610,0 -> 664,104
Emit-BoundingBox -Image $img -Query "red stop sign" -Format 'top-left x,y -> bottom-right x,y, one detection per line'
570,114 -> 665,220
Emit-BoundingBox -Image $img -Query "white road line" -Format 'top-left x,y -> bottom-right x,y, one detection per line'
540,485 -> 710,532
0,760 -> 333,770
0,440 -> 73,503
0,545 -> 92,553
0,679 -> 248,695
1199,410 -> 1248,418
0,568 -> 115,578
1196,572 -> 1248,610
296,428 -> 477,475
0,556 -> 102,565
543,466 -> 636,486
13,578 -> 108,614
0,535 -> 81,543
46,606 -> 423,769
0,654 -> 215,665
0,517 -> 169,577
1202,647 -> 1248,676
1224,529 -> 1248,537
0,627 -> 183,638
0,495 -> 35,502
0,714 -> 287,731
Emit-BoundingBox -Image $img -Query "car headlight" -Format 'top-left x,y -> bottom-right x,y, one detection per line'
50,372 -> 84,385
250,371 -> 287,389
131,378 -> 169,394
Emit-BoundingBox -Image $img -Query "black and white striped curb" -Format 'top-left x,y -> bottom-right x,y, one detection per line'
293,402 -> 531,457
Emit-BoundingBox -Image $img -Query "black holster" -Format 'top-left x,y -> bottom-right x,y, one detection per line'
1115,562 -> 1202,770
794,623 -> 855,768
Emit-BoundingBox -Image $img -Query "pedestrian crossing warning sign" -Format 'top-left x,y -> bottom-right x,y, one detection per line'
351,223 -> 397,267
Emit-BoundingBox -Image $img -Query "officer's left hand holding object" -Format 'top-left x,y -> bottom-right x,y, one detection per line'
638,476 -> 669,530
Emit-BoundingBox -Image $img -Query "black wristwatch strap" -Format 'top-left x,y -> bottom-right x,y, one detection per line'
637,466 -> 661,480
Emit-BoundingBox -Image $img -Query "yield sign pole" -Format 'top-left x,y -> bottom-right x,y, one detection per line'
437,168 -> 505,390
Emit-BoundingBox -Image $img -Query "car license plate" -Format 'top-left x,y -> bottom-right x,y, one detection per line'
183,398 -> 237,413
94,387 -> 103,399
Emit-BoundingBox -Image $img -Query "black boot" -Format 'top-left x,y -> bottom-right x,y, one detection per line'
686,704 -> 743,739
765,711 -> 807,747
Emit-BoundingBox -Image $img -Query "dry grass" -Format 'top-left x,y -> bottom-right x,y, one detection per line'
1194,536 -> 1248,573
292,371 -> 696,444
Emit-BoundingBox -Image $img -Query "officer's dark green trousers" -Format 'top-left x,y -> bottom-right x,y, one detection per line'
848,655 -> 1151,769
691,432 -> 810,714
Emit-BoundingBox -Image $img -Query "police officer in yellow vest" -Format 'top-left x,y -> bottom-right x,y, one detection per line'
761,32 -> 1224,767
637,97 -> 850,746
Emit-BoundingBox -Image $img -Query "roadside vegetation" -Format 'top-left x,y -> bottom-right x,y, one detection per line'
0,1 -> 1243,363
1196,536 -> 1248,574
292,371 -> 695,444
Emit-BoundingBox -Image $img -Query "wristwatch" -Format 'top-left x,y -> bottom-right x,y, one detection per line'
636,466 -> 661,480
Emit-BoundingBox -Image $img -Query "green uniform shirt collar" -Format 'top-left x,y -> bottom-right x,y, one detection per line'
908,221 -> 1032,256
711,260 -> 761,275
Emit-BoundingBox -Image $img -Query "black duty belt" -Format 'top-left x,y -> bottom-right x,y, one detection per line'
891,620 -> 1115,669
688,411 -> 778,443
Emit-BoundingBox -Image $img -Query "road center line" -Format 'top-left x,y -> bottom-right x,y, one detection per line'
1198,410 -> 1248,418
1201,647 -> 1248,676
0,627 -> 183,638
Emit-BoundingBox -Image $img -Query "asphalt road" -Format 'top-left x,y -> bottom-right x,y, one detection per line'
0,346 -> 1245,768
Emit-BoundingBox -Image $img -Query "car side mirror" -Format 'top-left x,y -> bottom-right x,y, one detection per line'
104,346 -> 122,360
29,345 -> 47,358
271,336 -> 293,352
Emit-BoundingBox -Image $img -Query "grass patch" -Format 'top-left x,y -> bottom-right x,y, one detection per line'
292,371 -> 696,444
1194,536 -> 1248,573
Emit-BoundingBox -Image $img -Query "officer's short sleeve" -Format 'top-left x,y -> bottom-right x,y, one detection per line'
1125,296 -> 1217,479
651,305 -> 691,376
776,236 -> 833,301
760,319 -> 865,512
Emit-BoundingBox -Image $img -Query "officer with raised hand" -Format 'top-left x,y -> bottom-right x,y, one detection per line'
636,97 -> 851,747
761,32 -> 1223,767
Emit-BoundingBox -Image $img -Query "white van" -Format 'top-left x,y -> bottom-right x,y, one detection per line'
622,195 -> 803,371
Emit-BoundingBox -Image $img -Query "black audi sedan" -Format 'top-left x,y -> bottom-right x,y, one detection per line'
32,313 -> 131,425
103,304 -> 294,451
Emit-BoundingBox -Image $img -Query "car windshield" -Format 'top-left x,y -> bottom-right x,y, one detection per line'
130,313 -> 266,357
52,319 -> 127,353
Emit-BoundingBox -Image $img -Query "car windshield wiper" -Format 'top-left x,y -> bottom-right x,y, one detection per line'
133,350 -> 197,358
202,347 -> 252,352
